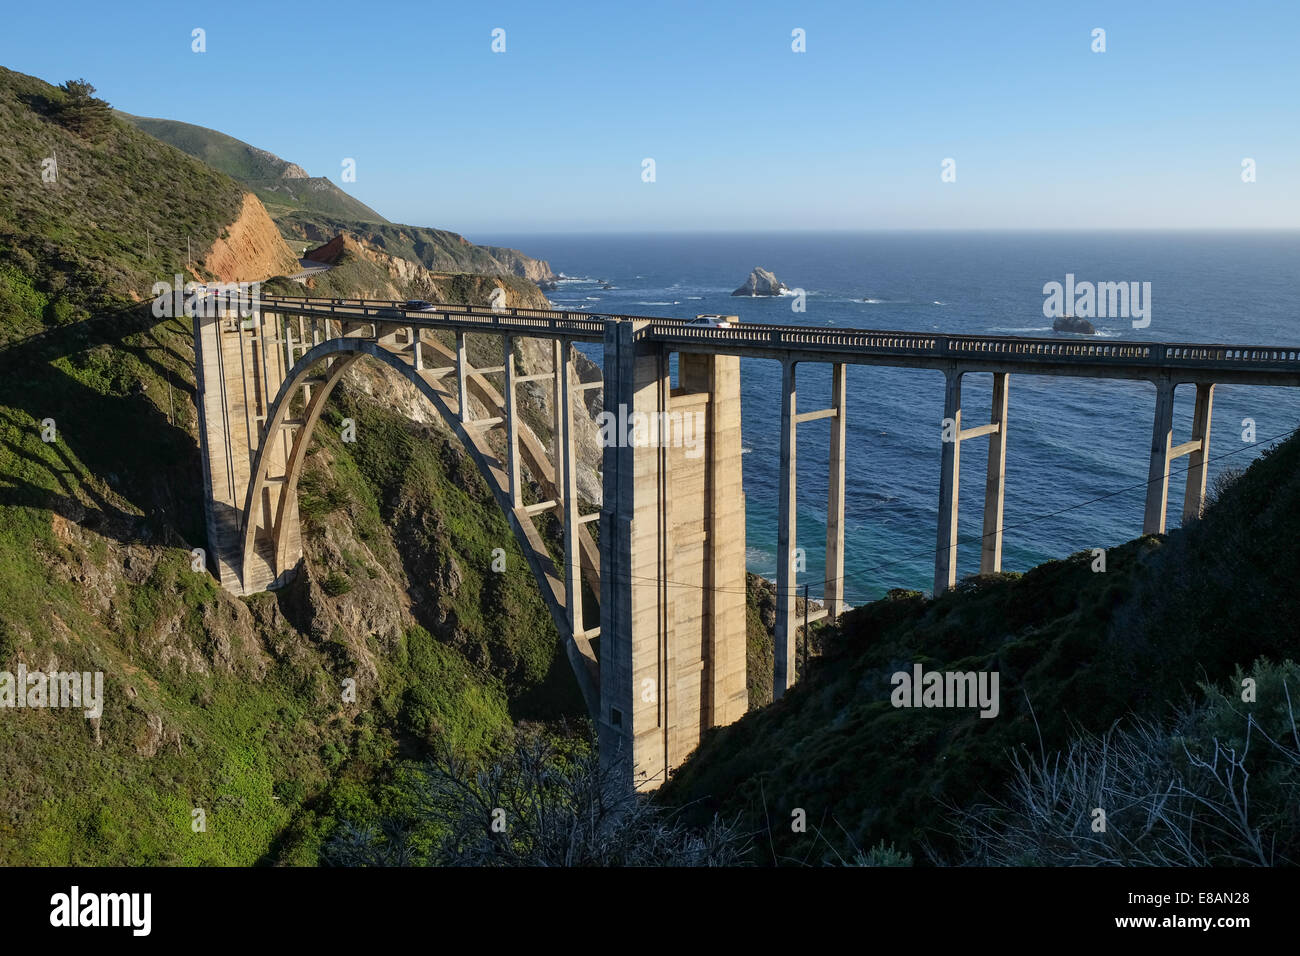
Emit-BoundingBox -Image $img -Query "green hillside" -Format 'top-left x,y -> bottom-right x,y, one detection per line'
117,113 -> 389,224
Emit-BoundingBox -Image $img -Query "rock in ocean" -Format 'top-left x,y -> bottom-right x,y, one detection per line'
732,267 -> 788,296
1053,315 -> 1097,334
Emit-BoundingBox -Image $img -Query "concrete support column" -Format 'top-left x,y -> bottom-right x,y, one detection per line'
456,330 -> 469,423
934,368 -> 962,595
775,359 -> 798,698
980,372 -> 1010,575
1143,377 -> 1177,535
1182,383 -> 1215,524
504,335 -> 522,508
410,326 -> 422,370
825,363 -> 847,620
560,338 -> 583,639
552,339 -> 566,518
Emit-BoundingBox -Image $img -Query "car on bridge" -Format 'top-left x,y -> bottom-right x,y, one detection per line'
404,300 -> 437,312
689,314 -> 737,329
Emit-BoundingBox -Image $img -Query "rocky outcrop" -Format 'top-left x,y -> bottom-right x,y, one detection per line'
1053,315 -> 1097,334
481,244 -> 557,284
201,193 -> 300,283
732,267 -> 788,296
301,233 -> 553,310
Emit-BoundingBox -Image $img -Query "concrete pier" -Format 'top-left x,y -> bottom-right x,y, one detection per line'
1182,383 -> 1215,523
934,369 -> 1010,594
825,363 -> 847,620
1145,378 -> 1216,534
980,372 -> 1010,575
598,324 -> 748,789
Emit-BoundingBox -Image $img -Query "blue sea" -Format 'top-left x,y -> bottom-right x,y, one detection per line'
477,232 -> 1300,606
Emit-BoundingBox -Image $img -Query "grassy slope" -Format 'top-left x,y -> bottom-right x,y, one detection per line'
117,113 -> 388,224
663,431 -> 1300,864
0,69 -> 244,326
0,290 -> 550,863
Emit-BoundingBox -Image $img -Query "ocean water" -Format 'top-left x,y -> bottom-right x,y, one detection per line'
476,231 -> 1300,605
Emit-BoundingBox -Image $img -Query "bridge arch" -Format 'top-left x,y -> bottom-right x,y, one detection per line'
237,334 -> 600,713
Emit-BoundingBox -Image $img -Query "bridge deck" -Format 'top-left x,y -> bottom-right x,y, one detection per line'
255,294 -> 1300,386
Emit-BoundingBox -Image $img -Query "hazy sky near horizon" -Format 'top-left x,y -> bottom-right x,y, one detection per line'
4,0 -> 1297,235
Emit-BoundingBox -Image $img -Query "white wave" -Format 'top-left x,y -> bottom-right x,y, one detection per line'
989,326 -> 1052,333
585,296 -> 601,301
863,298 -> 887,304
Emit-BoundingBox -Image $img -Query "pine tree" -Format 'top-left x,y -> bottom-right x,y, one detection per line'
55,79 -> 111,138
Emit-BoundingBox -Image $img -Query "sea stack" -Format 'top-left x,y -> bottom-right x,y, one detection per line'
1053,315 -> 1097,334
732,267 -> 788,296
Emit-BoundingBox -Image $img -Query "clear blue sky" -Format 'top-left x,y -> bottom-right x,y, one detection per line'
3,0 -> 1296,234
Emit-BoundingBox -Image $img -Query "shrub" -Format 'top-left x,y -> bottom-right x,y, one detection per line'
321,572 -> 352,597
952,659 -> 1300,866
324,730 -> 749,866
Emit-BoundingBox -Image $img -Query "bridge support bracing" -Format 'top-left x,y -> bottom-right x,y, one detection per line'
775,359 -> 848,697
934,369 -> 1010,595
775,359 -> 798,697
1143,376 -> 1177,535
1182,383 -> 1215,524
599,323 -> 748,790
1144,378 -> 1217,534
980,372 -> 1010,575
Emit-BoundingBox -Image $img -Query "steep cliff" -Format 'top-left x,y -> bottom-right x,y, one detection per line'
201,193 -> 299,283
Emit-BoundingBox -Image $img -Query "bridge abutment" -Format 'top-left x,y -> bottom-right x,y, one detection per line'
194,307 -> 295,593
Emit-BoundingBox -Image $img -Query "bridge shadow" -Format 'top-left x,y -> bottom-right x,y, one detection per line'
0,304 -> 207,550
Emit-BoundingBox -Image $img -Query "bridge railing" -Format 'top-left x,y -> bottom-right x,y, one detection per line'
258,295 -> 607,337
254,295 -> 1300,374
642,322 -> 1300,372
